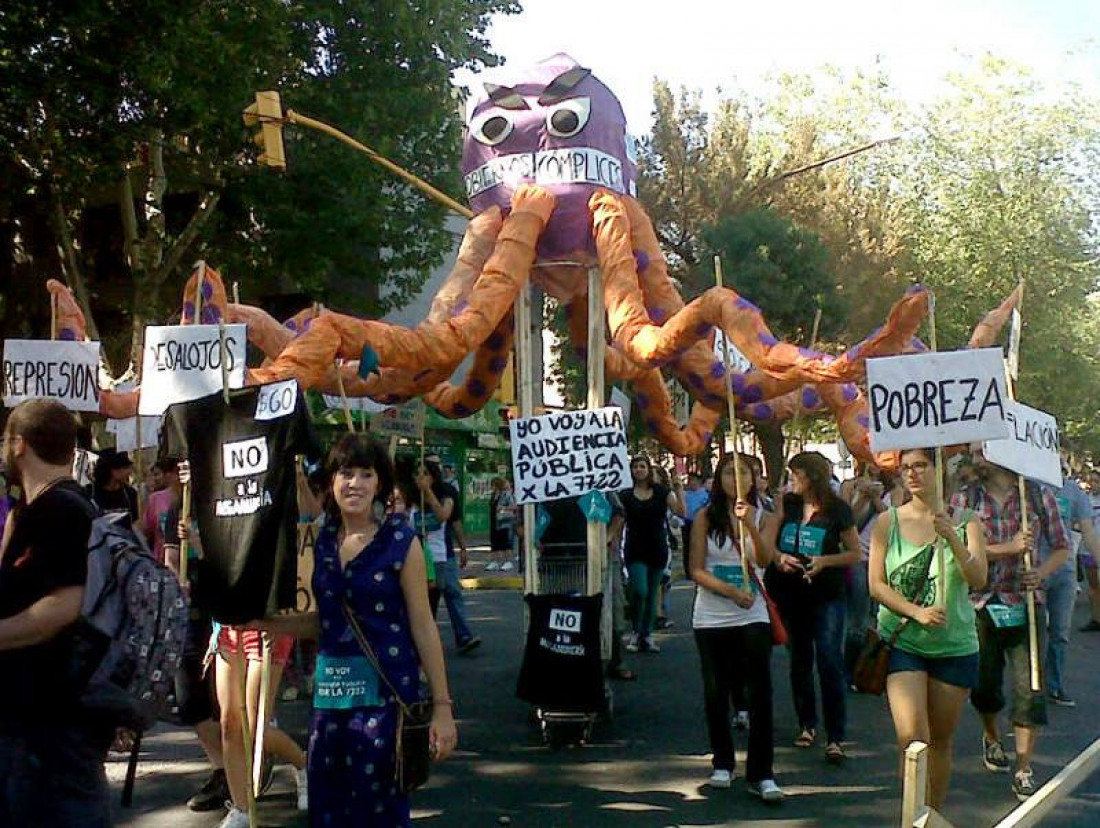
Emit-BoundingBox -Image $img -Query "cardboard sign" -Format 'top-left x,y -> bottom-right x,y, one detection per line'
107,415 -> 163,452
866,348 -> 1009,452
255,379 -> 298,421
2,339 -> 101,412
139,325 -> 246,415
983,401 -> 1062,488
295,521 -> 318,614
321,394 -> 385,413
713,330 -> 753,374
509,407 -> 630,505
371,400 -> 426,439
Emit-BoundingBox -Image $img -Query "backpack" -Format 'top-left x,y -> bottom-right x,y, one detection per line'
78,510 -> 190,730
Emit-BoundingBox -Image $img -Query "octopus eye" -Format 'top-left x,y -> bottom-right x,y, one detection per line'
469,109 -> 514,146
545,97 -> 591,138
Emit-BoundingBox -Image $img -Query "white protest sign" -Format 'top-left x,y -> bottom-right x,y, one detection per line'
255,379 -> 298,421
713,330 -> 753,374
1006,308 -> 1022,382
2,339 -> 101,412
983,401 -> 1062,487
72,449 -> 98,487
108,415 -> 163,452
139,325 -> 246,415
610,386 -> 632,426
321,394 -> 386,413
509,407 -> 630,505
866,348 -> 1009,452
222,436 -> 269,479
371,400 -> 426,439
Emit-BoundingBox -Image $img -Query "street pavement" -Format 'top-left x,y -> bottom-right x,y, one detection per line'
111,573 -> 1100,827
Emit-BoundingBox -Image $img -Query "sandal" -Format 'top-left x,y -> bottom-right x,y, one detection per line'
794,728 -> 816,749
609,667 -> 637,681
825,742 -> 846,764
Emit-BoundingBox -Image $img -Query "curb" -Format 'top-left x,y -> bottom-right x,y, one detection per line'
460,575 -> 524,591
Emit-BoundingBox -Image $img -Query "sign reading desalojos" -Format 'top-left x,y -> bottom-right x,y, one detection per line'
139,325 -> 246,415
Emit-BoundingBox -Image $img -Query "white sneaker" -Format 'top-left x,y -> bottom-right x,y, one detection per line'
709,769 -> 733,788
624,632 -> 640,652
643,635 -> 661,653
733,710 -> 750,730
296,767 -> 309,812
216,808 -> 250,828
501,561 -> 515,572
748,778 -> 785,802
485,561 -> 500,572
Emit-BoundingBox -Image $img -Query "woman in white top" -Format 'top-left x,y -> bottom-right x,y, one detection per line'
689,453 -> 783,801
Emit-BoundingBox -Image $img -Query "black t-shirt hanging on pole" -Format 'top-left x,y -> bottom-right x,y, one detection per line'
160,387 -> 317,624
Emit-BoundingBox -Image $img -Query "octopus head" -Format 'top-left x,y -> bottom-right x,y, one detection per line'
462,54 -> 638,263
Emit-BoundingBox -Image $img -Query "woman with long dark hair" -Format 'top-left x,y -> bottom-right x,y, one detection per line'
765,451 -> 860,763
689,453 -> 783,800
613,456 -> 685,653
253,434 -> 457,826
870,447 -> 986,811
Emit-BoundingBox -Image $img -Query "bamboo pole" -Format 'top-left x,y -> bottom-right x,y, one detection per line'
901,741 -> 930,828
928,292 -> 947,608
284,110 -> 474,219
50,292 -> 58,340
178,262 -> 206,587
252,635 -> 273,796
515,285 -> 538,594
333,360 -> 356,433
715,257 -> 749,584
233,645 -> 259,826
586,268 -> 607,602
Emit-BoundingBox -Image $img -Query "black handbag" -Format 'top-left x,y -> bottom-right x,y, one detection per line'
341,601 -> 433,793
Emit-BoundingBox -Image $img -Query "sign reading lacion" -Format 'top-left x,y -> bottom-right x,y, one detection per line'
139,325 -> 246,415
2,339 -> 102,412
509,407 -> 629,505
866,348 -> 1009,452
983,401 -> 1062,488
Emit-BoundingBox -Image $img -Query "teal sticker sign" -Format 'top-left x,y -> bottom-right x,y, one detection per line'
713,564 -> 757,593
578,490 -> 613,524
987,603 -> 1027,629
314,655 -> 382,710
534,505 -> 552,543
779,523 -> 828,556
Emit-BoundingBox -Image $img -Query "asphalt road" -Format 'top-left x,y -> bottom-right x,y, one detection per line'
110,579 -> 1100,827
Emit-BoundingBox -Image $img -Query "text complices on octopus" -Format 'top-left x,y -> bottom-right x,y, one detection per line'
509,407 -> 630,505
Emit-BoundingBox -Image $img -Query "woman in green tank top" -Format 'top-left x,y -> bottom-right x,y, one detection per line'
869,448 -> 987,812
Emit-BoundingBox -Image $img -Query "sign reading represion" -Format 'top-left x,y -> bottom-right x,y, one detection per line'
983,401 -> 1062,488
866,348 -> 1009,452
509,407 -> 629,505
139,325 -> 246,416
2,339 -> 102,412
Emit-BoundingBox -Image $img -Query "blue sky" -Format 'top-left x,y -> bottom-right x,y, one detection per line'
455,0 -> 1099,134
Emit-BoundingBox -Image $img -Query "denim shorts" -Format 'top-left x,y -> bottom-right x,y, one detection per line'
887,647 -> 980,689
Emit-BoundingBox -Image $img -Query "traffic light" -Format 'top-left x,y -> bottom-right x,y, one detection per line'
242,91 -> 286,170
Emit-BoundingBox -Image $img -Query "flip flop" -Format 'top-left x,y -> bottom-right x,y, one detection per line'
609,667 -> 637,681
794,728 -> 816,748
825,742 -> 846,764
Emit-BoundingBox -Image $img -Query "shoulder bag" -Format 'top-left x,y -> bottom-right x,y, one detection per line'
341,600 -> 434,793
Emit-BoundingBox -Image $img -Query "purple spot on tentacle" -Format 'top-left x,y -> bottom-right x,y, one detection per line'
801,387 -> 820,409
696,323 -> 713,336
183,301 -> 195,320
200,306 -> 220,324
857,414 -> 870,428
841,383 -> 859,402
797,346 -> 816,358
822,354 -> 836,364
636,393 -> 650,409
201,280 -> 214,300
687,373 -> 704,390
284,319 -> 298,332
742,385 -> 763,404
734,296 -> 758,312
634,249 -> 651,273
452,300 -> 469,317
758,332 -> 779,347
488,357 -> 508,375
730,373 -> 747,393
906,284 -> 924,295
644,417 -> 659,433
302,318 -> 312,331
702,431 -> 713,444
705,393 -> 725,406
454,403 -> 472,417
648,306 -> 669,323
910,337 -> 928,352
752,403 -> 774,420
414,368 -> 433,382
485,331 -> 505,351
58,328 -> 77,341
709,361 -> 726,379
467,379 -> 487,397
849,345 -> 862,360
869,326 -> 883,339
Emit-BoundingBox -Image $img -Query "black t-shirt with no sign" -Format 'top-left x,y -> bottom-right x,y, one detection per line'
621,484 -> 671,568
767,493 -> 855,605
161,388 -> 316,624
0,480 -> 94,717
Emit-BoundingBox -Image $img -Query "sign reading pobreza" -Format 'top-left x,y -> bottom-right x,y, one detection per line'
866,348 -> 1009,452
139,325 -> 246,415
983,401 -> 1062,488
2,339 -> 101,412
509,407 -> 629,505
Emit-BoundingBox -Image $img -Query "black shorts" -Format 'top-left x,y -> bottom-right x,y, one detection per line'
175,617 -> 217,726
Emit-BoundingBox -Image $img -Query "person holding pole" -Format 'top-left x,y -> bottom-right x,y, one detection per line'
688,453 -> 783,801
764,451 -> 860,763
952,443 -> 1070,801
869,447 -> 987,812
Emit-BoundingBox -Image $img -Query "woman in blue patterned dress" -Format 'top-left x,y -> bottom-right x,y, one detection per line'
256,434 -> 457,826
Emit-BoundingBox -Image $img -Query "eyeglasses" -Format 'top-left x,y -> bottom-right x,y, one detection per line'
900,461 -> 931,476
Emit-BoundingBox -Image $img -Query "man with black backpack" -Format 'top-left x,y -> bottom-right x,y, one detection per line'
0,400 -> 112,827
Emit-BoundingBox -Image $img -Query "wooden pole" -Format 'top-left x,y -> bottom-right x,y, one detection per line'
901,741 -> 930,828
715,257 -> 748,584
50,292 -> 58,341
233,646 -> 259,826
193,261 -> 207,323
232,281 -> 241,306
252,634 -> 273,796
218,320 -> 231,406
1005,282 -> 1041,692
333,361 -> 356,433
177,263 -> 206,588
586,268 -> 608,606
515,284 -> 538,594
927,292 -> 947,608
